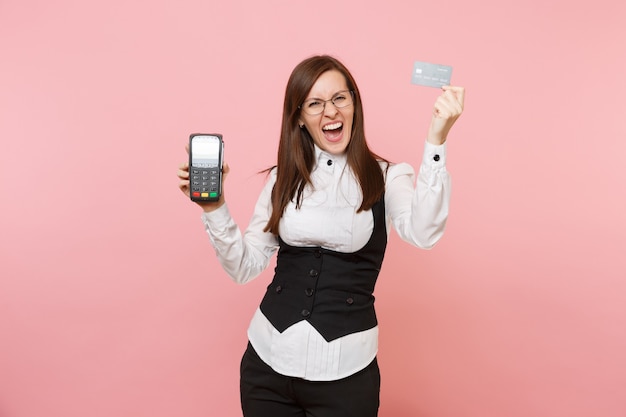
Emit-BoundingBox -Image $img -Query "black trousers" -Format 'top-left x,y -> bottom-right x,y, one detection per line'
240,343 -> 380,417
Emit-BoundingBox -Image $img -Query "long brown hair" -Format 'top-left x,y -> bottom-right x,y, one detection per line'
264,55 -> 387,235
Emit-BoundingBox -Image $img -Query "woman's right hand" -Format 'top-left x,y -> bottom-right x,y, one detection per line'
177,144 -> 229,212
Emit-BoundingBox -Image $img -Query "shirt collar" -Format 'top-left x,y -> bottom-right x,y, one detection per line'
314,144 -> 347,170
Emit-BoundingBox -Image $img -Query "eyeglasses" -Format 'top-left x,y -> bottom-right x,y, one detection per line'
299,90 -> 354,115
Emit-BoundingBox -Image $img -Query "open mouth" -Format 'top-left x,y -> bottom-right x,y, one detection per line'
322,122 -> 343,141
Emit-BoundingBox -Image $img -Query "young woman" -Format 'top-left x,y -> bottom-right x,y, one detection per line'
177,55 -> 464,417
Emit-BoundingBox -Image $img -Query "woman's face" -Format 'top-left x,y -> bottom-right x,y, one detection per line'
299,70 -> 354,155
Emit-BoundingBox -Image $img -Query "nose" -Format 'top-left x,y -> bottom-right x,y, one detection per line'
322,100 -> 339,117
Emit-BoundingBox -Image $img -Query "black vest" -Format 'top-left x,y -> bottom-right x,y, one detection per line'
259,199 -> 387,342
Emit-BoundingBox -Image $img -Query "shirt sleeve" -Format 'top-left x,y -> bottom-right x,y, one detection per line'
384,141 -> 451,249
200,171 -> 279,284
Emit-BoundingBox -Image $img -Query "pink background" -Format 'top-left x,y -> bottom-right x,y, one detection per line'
1,0 -> 625,416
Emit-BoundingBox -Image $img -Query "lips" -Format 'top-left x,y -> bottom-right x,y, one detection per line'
322,121 -> 343,142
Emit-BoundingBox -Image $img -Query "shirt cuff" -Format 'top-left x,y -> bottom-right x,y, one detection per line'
200,203 -> 231,230
422,141 -> 447,170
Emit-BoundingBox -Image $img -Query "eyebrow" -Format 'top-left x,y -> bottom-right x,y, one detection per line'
305,90 -> 349,100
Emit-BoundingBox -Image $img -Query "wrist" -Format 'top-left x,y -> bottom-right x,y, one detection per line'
426,135 -> 446,146
200,199 -> 225,213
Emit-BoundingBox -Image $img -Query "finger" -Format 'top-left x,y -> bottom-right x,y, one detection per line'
177,168 -> 189,179
440,90 -> 463,115
178,179 -> 190,195
442,85 -> 465,107
433,96 -> 455,119
179,161 -> 189,170
185,143 -> 189,154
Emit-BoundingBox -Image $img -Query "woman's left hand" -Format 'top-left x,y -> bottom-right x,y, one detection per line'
426,85 -> 465,145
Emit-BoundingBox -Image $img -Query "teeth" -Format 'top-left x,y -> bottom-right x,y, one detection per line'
323,122 -> 342,131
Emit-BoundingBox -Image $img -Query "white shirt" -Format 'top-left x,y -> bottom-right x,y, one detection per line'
201,141 -> 451,381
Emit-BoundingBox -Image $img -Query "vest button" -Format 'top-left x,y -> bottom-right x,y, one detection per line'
314,249 -> 322,258
309,269 -> 319,277
305,288 -> 314,297
275,285 -> 282,293
346,297 -> 354,305
301,309 -> 311,317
